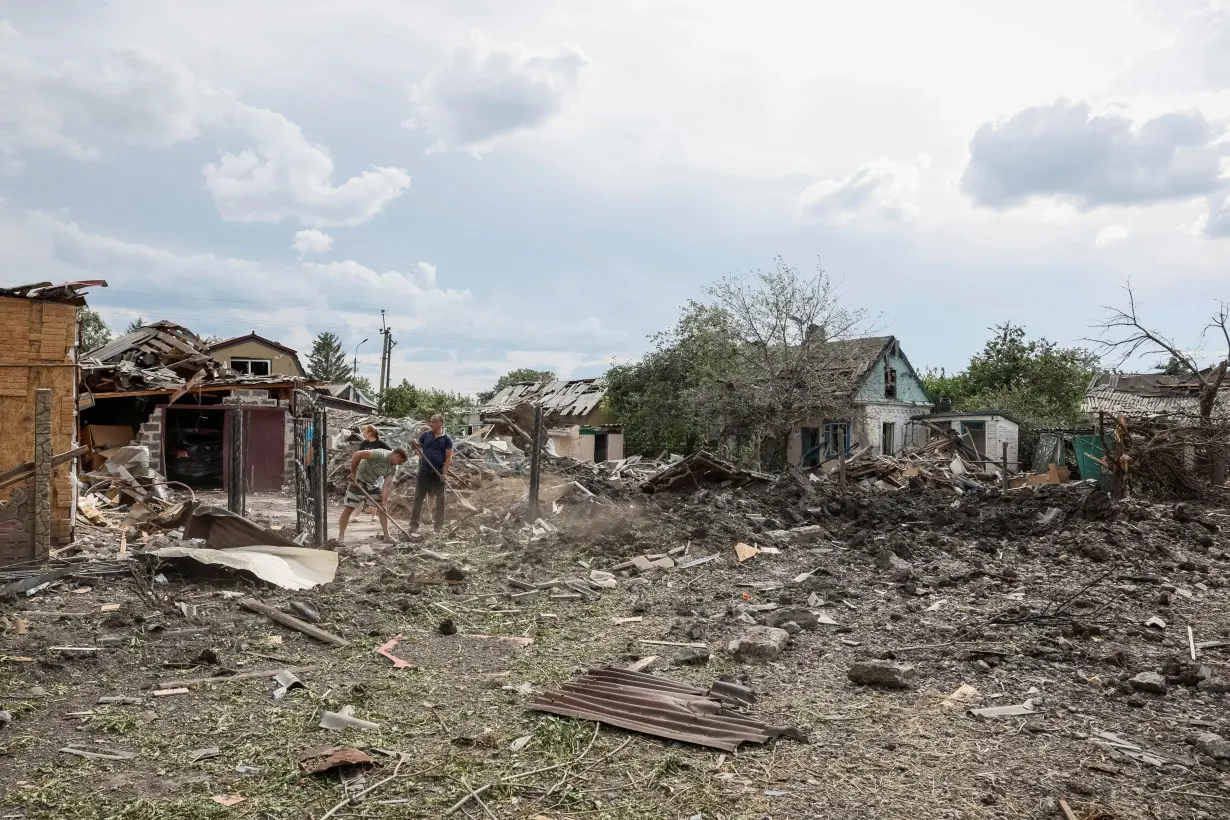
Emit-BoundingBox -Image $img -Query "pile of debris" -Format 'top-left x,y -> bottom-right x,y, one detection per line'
75,445 -> 177,530
320,410 -> 530,507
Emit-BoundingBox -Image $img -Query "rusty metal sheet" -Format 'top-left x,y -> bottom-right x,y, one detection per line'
528,668 -> 804,752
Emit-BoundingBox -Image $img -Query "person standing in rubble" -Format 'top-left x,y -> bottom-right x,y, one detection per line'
358,425 -> 391,514
339,447 -> 408,542
410,413 -> 453,532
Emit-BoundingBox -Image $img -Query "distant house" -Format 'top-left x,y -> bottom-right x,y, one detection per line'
317,382 -> 378,412
468,377 -> 622,463
789,336 -> 935,467
206,332 -> 307,378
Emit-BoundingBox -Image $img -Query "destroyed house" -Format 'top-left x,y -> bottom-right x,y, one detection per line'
468,377 -> 624,462
0,281 -> 105,566
205,332 -> 307,378
789,336 -> 933,467
80,321 -> 317,493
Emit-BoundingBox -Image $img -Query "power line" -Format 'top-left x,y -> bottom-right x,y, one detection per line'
95,287 -> 612,344
92,304 -> 625,355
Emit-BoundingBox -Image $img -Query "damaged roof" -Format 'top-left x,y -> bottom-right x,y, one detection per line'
1082,372 -> 1227,419
0,280 -> 107,306
478,378 -> 607,419
80,320 -> 315,397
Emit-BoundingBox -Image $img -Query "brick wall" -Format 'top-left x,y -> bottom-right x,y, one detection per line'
854,402 -> 929,456
0,297 -> 78,563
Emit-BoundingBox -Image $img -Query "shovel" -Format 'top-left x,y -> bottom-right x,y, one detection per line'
349,481 -> 416,542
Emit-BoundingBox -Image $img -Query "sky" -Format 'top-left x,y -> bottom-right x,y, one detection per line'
1,0 -> 1228,395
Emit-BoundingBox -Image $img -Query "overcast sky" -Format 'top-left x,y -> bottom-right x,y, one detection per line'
2,0 -> 1228,394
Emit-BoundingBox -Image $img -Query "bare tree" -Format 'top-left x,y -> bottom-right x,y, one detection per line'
706,256 -> 873,467
1092,284 -> 1228,421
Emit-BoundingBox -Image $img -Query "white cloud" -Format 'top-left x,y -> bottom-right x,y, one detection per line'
1094,224 -> 1130,247
202,103 -> 411,227
0,21 -> 410,227
795,157 -> 928,224
292,228 -> 333,257
406,32 -> 590,156
962,100 -> 1229,210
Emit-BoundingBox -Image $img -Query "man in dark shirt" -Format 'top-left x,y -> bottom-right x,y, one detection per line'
411,414 -> 453,531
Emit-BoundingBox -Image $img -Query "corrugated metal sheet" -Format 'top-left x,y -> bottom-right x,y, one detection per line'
528,668 -> 805,752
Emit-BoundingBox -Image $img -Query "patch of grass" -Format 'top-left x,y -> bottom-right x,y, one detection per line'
86,708 -> 139,736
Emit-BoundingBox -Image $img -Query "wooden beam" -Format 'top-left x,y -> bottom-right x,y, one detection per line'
238,598 -> 349,647
156,665 -> 318,690
0,445 -> 89,492
87,382 -> 304,400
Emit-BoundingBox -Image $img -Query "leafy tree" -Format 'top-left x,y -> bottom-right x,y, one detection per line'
477,368 -> 556,404
307,331 -> 354,382
921,323 -> 1099,461
351,374 -> 377,402
380,379 -> 472,428
605,257 -> 872,468
78,308 -> 112,353
126,317 -> 146,333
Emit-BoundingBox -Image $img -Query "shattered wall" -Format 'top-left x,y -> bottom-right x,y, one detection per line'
0,296 -> 78,562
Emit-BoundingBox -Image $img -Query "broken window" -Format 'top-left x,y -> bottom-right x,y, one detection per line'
882,422 -> 896,455
230,358 -> 271,376
822,420 -> 850,458
884,361 -> 897,399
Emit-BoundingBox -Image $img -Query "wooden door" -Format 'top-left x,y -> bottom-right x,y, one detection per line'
244,408 -> 285,492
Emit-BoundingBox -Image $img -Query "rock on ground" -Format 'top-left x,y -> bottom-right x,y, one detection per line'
1192,732 -> 1230,760
727,626 -> 790,664
1129,671 -> 1168,695
847,660 -> 917,689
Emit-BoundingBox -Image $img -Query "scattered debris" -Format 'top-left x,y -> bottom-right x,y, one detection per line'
239,598 -> 349,646
59,746 -> 137,761
970,704 -> 1036,719
319,706 -> 380,731
728,626 -> 790,664
377,636 -> 412,668
1129,671 -> 1169,695
272,670 -> 305,700
847,661 -> 917,689
299,746 -> 376,774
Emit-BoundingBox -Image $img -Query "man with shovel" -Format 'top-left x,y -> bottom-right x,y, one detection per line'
411,414 -> 453,532
339,447 -> 409,542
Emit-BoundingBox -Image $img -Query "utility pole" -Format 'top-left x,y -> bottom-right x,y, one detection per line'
378,311 -> 389,401
527,404 -> 545,520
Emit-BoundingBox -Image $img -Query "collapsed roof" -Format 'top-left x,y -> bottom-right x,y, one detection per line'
0,280 -> 107,306
477,378 -> 608,421
81,321 -> 312,396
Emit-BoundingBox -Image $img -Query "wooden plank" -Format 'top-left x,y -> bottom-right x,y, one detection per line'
156,665 -> 318,690
0,445 -> 89,492
238,598 -> 349,647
